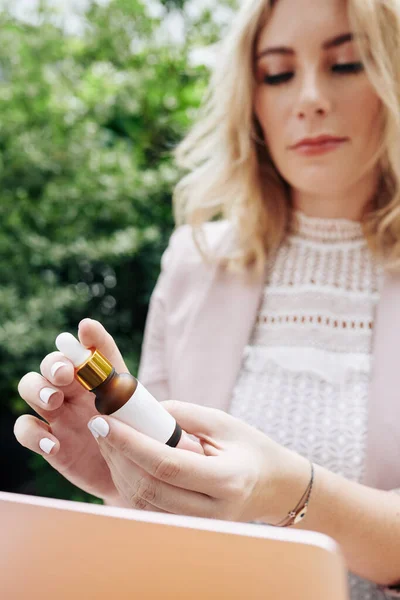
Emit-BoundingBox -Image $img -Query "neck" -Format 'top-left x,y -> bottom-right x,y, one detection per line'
291,170 -> 379,222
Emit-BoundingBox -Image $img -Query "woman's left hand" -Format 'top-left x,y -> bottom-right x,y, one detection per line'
88,401 -> 310,523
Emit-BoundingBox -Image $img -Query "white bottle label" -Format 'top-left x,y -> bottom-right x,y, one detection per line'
110,381 -> 176,444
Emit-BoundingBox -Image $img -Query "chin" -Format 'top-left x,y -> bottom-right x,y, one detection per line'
286,170 -> 354,194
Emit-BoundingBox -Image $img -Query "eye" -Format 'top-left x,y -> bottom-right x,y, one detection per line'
262,61 -> 364,86
332,61 -> 364,74
263,72 -> 294,86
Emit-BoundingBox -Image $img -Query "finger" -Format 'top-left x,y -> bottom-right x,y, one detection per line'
99,445 -> 169,513
78,318 -> 129,374
39,351 -> 94,405
128,474 -> 215,517
162,401 -> 251,448
108,454 -> 215,516
40,351 -> 75,387
161,400 -> 229,440
88,415 -> 229,496
14,414 -> 60,457
18,371 -> 65,417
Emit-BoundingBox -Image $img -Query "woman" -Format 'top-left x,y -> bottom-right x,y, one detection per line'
15,0 -> 400,597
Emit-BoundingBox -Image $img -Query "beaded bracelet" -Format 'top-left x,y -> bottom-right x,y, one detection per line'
271,461 -> 314,528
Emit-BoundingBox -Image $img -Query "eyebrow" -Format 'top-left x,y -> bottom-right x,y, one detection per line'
256,32 -> 355,61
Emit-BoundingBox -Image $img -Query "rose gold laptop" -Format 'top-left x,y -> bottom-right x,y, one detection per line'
0,491 -> 349,600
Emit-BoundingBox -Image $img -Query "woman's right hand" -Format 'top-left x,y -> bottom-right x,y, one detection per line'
14,318 -> 130,506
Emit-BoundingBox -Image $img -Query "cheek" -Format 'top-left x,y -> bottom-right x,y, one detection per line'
341,86 -> 381,131
254,90 -> 287,150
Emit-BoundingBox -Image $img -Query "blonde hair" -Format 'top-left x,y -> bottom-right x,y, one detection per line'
172,0 -> 400,278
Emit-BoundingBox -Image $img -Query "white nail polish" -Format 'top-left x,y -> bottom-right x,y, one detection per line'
39,387 -> 58,404
51,361 -> 67,378
89,417 -> 109,438
39,438 -> 56,454
87,421 -> 99,439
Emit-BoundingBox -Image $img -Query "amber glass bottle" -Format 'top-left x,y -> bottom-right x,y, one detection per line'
56,332 -> 203,452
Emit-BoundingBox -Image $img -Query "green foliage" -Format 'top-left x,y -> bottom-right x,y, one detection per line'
0,0 -> 233,501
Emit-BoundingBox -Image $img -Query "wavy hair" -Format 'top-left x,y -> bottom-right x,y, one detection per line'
172,0 -> 400,277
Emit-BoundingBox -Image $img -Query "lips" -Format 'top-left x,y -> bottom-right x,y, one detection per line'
292,135 -> 348,149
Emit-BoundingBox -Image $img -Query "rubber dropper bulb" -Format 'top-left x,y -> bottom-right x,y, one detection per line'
55,332 -> 91,367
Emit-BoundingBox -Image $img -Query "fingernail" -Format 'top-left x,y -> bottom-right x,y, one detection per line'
88,421 -> 99,439
39,387 -> 58,404
178,431 -> 204,454
51,362 -> 67,378
88,417 -> 109,438
39,438 -> 56,454
79,318 -> 92,329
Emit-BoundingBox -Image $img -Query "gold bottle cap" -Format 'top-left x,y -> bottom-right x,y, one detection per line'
76,349 -> 114,391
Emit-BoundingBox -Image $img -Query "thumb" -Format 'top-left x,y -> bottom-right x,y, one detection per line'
77,318 -> 129,374
161,400 -> 226,439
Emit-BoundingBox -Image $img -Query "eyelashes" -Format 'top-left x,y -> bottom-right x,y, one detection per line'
263,62 -> 364,86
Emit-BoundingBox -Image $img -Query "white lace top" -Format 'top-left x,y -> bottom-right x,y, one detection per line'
228,210 -> 385,600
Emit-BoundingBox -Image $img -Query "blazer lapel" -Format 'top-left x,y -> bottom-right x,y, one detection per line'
364,271 -> 400,489
169,233 -> 265,413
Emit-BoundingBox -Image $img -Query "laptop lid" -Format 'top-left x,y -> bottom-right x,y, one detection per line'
0,491 -> 349,600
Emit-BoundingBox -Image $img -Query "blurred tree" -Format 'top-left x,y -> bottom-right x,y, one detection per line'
0,0 -> 235,501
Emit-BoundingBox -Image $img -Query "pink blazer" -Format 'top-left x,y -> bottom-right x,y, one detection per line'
137,221 -> 400,491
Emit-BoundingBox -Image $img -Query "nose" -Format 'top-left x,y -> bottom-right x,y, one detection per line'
295,70 -> 332,119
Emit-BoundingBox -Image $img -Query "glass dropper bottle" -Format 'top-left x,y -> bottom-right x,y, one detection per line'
55,332 -> 203,453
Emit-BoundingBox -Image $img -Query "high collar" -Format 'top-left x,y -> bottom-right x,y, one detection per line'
289,209 -> 365,243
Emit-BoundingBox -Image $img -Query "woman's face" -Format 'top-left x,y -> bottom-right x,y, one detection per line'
254,0 -> 382,204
